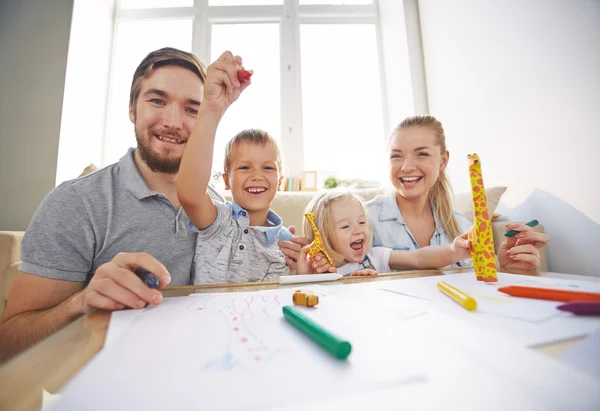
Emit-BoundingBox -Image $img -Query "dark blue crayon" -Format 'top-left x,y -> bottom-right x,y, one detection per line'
505,219 -> 539,237
135,268 -> 160,289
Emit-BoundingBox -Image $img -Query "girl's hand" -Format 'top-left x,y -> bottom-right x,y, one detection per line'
452,232 -> 472,261
350,269 -> 378,276
202,51 -> 252,115
497,223 -> 549,272
310,252 -> 336,273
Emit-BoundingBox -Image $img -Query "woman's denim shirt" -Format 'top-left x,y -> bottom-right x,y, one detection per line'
365,193 -> 473,268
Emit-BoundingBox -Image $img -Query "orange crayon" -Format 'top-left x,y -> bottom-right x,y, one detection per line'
498,285 -> 600,303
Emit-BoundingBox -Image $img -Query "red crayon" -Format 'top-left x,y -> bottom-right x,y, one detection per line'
237,69 -> 253,82
557,302 -> 600,316
498,285 -> 600,303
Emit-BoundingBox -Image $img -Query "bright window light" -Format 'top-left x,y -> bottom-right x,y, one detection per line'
210,23 -> 281,180
209,0 -> 282,5
104,19 -> 193,166
299,0 -> 372,5
119,0 -> 193,9
300,24 -> 385,185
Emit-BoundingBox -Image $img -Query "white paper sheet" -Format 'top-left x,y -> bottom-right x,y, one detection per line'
51,288 -> 600,411
379,272 -> 600,346
560,328 -> 600,379
104,308 -> 145,347
279,311 -> 600,411
381,272 -> 574,322
51,288 -> 426,411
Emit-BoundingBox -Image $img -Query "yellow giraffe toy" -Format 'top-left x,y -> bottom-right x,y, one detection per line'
467,154 -> 498,283
304,213 -> 334,266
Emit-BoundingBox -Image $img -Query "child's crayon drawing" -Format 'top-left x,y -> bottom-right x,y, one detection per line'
186,294 -> 284,372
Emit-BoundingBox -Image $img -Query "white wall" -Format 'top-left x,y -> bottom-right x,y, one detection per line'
378,0 -> 431,131
0,0 -> 74,231
418,0 -> 600,275
55,0 -> 115,185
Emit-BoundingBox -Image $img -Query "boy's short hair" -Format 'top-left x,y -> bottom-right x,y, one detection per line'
303,189 -> 373,267
129,47 -> 207,113
223,129 -> 283,174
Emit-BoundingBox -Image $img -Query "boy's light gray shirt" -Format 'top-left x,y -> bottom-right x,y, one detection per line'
191,200 -> 293,284
365,193 -> 472,268
20,148 -> 224,286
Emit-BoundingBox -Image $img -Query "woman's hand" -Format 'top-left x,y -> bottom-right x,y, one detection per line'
497,223 -> 549,272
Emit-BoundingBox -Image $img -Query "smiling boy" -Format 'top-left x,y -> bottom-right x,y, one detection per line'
177,52 -> 292,284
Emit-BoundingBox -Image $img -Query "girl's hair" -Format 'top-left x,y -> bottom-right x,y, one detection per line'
303,189 -> 372,267
391,115 -> 461,240
223,129 -> 283,174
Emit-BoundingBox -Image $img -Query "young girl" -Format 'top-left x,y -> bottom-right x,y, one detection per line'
296,189 -> 471,276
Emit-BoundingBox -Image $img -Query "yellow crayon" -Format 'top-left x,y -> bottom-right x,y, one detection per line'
437,281 -> 477,311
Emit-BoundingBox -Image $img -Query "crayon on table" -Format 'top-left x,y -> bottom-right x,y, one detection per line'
557,302 -> 600,316
134,268 -> 160,289
498,285 -> 600,302
505,219 -> 539,237
437,281 -> 477,311
282,305 -> 352,360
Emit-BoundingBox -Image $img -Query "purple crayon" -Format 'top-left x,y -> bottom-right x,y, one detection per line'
557,302 -> 600,316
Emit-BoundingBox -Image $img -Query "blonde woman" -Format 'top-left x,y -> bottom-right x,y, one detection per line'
366,115 -> 549,272
295,190 -> 470,276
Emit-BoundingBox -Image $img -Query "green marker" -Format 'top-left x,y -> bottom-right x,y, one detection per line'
505,219 -> 539,237
282,305 -> 352,360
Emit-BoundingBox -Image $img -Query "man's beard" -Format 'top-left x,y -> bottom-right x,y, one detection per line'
135,127 -> 182,174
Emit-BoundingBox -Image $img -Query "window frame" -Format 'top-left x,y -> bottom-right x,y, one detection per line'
112,0 -> 389,178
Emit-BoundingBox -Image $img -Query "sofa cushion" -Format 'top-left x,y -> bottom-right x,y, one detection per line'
454,186 -> 507,222
270,192 -> 316,232
223,188 -> 388,234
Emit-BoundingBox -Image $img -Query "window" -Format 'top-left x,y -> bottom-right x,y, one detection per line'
104,0 -> 394,188
209,0 -> 282,5
104,19 -> 193,165
299,0 -> 372,4
119,0 -> 193,9
210,23 -> 281,180
300,24 -> 385,183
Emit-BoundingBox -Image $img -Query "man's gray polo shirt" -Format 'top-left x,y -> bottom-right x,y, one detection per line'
20,148 -> 223,285
191,200 -> 293,284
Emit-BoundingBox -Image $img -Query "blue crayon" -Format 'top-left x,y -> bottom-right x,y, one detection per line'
135,268 -> 160,289
505,219 -> 539,237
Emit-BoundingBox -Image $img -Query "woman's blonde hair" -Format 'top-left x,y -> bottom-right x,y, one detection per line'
303,189 -> 373,267
391,115 -> 461,240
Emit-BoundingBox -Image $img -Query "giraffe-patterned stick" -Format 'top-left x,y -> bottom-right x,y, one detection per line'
304,213 -> 335,266
467,154 -> 498,283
